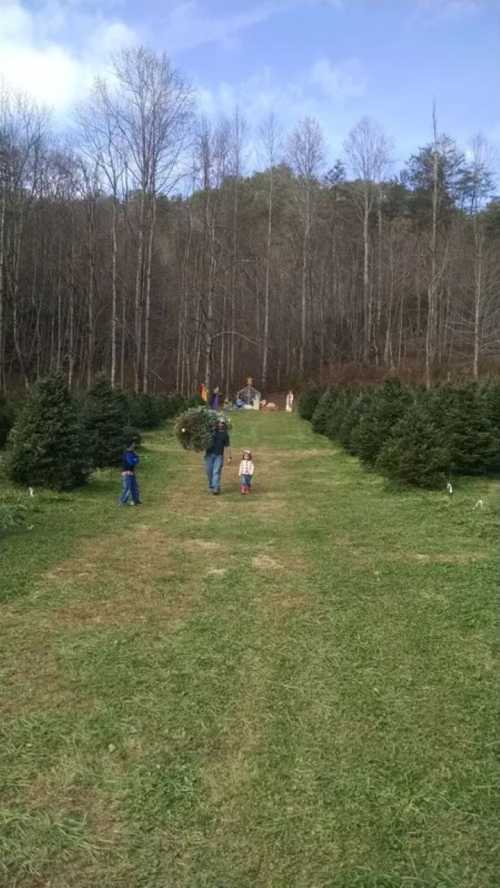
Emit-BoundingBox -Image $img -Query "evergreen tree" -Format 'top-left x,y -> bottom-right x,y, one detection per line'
7,372 -> 90,490
338,390 -> 369,453
482,381 -> 500,469
324,388 -> 352,441
81,376 -> 129,468
433,383 -> 499,474
350,380 -> 411,465
298,387 -> 324,421
127,393 -> 163,430
175,407 -> 222,451
311,388 -> 338,435
0,397 -> 15,449
377,398 -> 451,488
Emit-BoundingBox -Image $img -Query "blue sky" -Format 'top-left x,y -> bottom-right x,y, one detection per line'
1,0 -> 498,172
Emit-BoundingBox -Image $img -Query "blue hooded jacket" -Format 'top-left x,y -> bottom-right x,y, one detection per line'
122,449 -> 139,473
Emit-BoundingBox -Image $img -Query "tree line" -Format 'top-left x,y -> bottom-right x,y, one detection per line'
0,46 -> 499,398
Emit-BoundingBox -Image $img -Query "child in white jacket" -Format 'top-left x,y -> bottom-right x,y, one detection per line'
239,449 -> 255,495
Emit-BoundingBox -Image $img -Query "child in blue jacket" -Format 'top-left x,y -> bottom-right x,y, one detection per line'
119,441 -> 141,505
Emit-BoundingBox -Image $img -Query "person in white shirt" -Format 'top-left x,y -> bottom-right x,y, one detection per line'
239,449 -> 255,495
286,390 -> 294,413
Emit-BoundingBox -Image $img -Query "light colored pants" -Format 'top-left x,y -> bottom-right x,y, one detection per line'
205,454 -> 223,492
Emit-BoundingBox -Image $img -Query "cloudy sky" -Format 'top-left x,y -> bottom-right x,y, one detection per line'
0,0 -> 498,168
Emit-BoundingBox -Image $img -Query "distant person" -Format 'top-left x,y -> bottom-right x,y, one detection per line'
210,386 -> 221,411
204,419 -> 231,495
239,449 -> 255,495
286,390 -> 294,413
119,441 -> 141,505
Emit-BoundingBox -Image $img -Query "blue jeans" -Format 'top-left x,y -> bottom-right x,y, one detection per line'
119,472 -> 141,504
205,454 -> 223,492
240,473 -> 252,490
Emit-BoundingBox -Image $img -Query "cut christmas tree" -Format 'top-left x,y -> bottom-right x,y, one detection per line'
175,407 -> 229,452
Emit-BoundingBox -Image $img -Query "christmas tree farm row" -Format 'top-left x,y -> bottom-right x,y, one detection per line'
1,373 -> 198,491
299,380 -> 500,488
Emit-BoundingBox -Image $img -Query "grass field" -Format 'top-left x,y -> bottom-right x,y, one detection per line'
0,412 -> 498,888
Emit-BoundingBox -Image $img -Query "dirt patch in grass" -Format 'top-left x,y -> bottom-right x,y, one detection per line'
45,526 -> 173,587
411,551 -> 489,565
252,554 -> 283,571
330,534 -> 490,570
182,539 -> 221,553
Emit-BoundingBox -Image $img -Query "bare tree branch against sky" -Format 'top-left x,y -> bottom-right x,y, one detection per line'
0,0 -> 497,161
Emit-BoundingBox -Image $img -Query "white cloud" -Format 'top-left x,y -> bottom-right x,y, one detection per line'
196,57 -> 368,168
310,58 -> 367,100
0,1 -> 138,112
162,1 -> 287,53
415,0 -> 483,16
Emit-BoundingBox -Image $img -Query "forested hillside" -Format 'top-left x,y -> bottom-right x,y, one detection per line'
1,47 -> 498,396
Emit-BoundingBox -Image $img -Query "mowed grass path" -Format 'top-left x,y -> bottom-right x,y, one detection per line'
1,413 -> 497,888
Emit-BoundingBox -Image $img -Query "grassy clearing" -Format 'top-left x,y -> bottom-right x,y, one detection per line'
0,414 -> 498,887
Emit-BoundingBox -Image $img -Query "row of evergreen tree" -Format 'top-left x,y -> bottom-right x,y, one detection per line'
0,373 -> 195,491
299,380 -> 500,488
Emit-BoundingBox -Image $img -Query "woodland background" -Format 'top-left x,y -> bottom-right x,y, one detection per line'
1,46 -> 499,398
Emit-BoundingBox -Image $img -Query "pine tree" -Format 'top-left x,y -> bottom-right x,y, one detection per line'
324,388 -> 351,441
81,376 -> 129,468
350,380 -> 411,465
376,397 -> 451,488
0,397 -> 15,449
175,407 -> 222,451
481,381 -> 500,470
338,390 -> 369,453
7,372 -> 90,490
298,387 -> 324,421
434,383 -> 499,474
311,388 -> 338,435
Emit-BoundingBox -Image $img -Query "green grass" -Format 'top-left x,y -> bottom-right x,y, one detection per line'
0,413 -> 498,887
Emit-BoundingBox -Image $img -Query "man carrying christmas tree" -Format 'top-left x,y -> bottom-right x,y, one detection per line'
204,419 -> 232,495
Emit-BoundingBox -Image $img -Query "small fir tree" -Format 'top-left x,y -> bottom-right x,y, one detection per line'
175,407 -> 223,451
311,388 -> 338,435
376,398 -> 451,488
430,383 -> 498,474
7,372 -> 90,490
298,387 -> 324,421
127,393 -> 163,429
0,397 -> 15,449
324,388 -> 354,442
481,381 -> 500,469
350,380 -> 411,465
81,376 -> 129,468
338,390 -> 369,453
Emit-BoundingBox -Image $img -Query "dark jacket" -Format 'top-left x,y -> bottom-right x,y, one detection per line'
205,430 -> 230,457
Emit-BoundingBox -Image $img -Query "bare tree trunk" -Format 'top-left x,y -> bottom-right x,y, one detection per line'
472,226 -> 484,379
120,286 -> 126,389
143,196 -> 156,393
68,243 -> 75,389
362,189 -> 370,364
87,201 -> 96,388
111,198 -> 118,388
300,188 -> 310,375
262,164 -> 273,387
426,112 -> 439,390
0,186 -> 5,392
134,193 -> 145,393
384,226 -> 395,369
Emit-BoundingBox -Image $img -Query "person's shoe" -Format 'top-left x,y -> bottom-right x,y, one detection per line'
212,489 -> 220,495
240,485 -> 246,494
